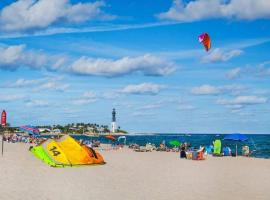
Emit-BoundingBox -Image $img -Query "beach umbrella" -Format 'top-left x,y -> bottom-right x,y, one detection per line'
169,140 -> 181,147
224,133 -> 248,156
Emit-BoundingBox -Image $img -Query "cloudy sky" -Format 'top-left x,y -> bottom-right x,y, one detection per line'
0,0 -> 270,134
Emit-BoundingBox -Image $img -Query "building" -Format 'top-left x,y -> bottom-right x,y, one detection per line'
111,108 -> 117,133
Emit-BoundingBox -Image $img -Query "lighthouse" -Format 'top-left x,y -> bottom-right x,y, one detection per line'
111,108 -> 117,133
1,110 -> 6,126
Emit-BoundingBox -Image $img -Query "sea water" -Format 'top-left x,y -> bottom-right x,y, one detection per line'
71,134 -> 270,159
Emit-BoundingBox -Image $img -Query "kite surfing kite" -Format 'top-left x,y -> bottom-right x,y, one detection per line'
31,135 -> 105,167
105,135 -> 116,141
198,33 -> 211,51
19,125 -> 40,136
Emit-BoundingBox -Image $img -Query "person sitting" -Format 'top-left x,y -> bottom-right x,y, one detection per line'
145,143 -> 153,152
242,146 -> 250,157
223,146 -> 232,156
158,143 -> 166,151
205,145 -> 213,155
196,147 -> 206,160
180,146 -> 187,158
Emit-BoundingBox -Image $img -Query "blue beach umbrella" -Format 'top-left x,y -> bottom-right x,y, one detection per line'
224,133 -> 248,156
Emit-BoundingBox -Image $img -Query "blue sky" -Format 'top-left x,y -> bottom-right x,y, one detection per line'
0,0 -> 270,134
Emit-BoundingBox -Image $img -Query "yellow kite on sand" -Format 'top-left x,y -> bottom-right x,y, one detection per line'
31,135 -> 105,167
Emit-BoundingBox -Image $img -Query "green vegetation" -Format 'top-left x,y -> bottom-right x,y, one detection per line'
39,123 -> 128,135
1,123 -> 128,135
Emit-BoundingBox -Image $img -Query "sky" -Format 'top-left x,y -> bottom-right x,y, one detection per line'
0,0 -> 270,134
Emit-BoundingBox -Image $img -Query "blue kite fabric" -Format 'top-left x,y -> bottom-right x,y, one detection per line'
19,125 -> 40,136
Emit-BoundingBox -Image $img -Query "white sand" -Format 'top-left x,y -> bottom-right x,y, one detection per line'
1,141 -> 270,200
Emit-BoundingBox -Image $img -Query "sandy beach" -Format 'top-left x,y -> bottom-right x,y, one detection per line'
1,141 -> 270,200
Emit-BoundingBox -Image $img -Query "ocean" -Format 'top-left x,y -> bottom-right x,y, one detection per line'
71,134 -> 270,159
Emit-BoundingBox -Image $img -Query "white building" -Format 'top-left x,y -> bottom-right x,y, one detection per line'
111,108 -> 117,133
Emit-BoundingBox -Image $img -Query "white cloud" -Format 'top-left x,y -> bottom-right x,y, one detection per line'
191,85 -> 220,95
178,104 -> 196,111
1,76 -> 68,94
158,0 -> 270,22
131,111 -> 155,117
72,98 -> 96,106
72,91 -> 97,105
120,83 -> 166,95
0,94 -> 26,102
136,102 -> 163,111
0,44 -> 175,78
83,91 -> 96,99
37,82 -> 69,92
101,91 -> 121,99
70,54 -> 175,77
5,78 -> 44,88
0,21 -> 181,39
139,103 -> 162,110
217,96 -> 267,106
202,48 -> 243,63
26,100 -> 50,107
0,44 -> 69,73
191,84 -> 244,95
226,61 -> 270,79
0,45 -> 47,70
0,0 -> 114,32
226,67 -> 242,79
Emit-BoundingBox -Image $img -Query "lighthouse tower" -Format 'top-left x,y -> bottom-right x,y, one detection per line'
111,108 -> 117,133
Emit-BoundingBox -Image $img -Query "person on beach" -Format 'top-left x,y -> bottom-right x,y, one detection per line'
180,146 -> 187,158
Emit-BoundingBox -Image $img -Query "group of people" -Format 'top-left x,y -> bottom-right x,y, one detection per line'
179,143 -> 251,159
3,134 -> 40,144
180,144 -> 206,160
79,139 -> 100,148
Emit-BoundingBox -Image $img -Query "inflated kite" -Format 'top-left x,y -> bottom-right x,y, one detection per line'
198,33 -> 211,51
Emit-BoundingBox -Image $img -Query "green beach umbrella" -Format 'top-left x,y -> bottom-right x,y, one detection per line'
169,140 -> 181,147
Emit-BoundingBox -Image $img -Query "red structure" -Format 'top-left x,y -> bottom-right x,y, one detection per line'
1,110 -> 6,126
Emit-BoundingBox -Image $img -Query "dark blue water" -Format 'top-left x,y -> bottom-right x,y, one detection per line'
69,134 -> 270,159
